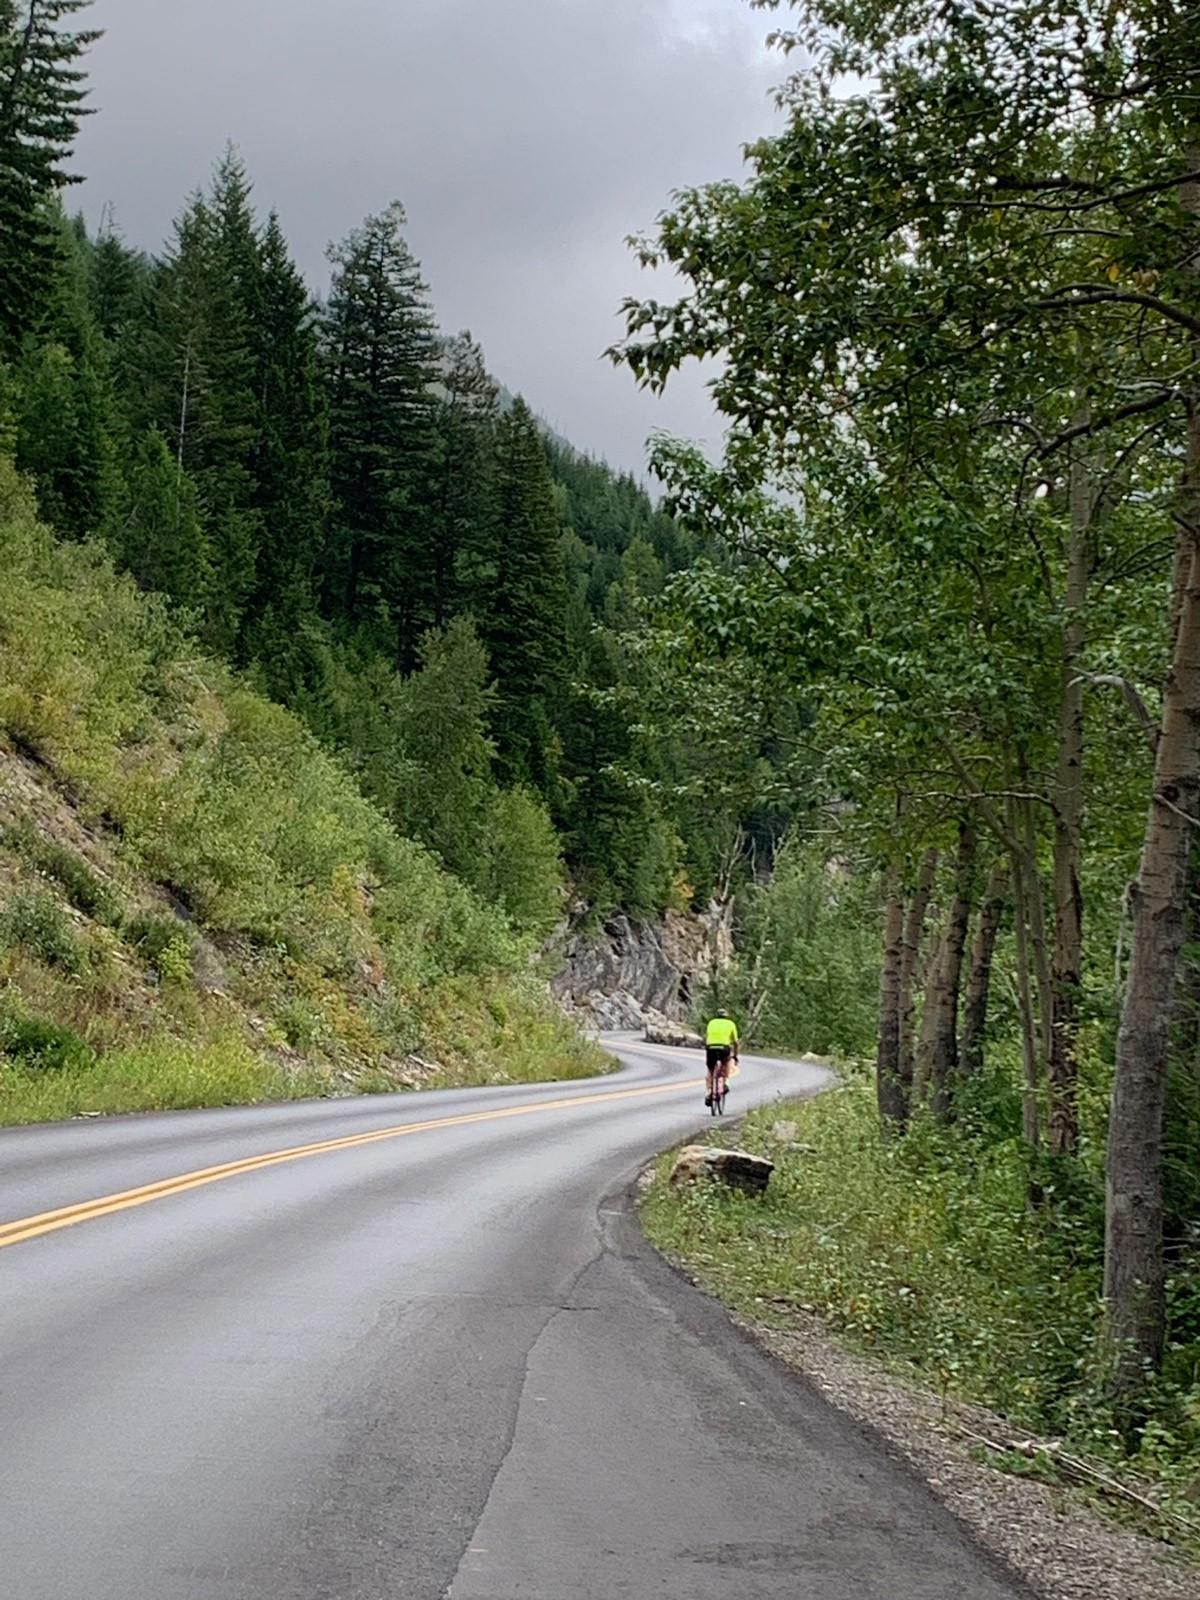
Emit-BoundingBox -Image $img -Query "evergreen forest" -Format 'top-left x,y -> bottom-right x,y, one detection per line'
0,10 -> 801,1120
0,6 -> 797,942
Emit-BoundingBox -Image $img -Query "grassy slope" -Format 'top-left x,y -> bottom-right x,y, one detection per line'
0,461 -> 606,1124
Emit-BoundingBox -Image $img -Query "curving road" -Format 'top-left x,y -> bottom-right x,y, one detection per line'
0,1036 -> 1026,1600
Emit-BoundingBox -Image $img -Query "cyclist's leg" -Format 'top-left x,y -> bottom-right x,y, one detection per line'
717,1050 -> 730,1100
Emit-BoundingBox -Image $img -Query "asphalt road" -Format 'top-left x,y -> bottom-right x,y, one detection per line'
0,1036 -> 1028,1600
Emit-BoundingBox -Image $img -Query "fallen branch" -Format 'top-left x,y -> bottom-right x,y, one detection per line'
951,1421 -> 1200,1539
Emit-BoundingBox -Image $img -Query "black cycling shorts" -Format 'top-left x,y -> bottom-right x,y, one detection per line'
706,1045 -> 732,1071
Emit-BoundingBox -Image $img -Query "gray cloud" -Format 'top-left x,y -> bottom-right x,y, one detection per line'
74,0 -> 782,472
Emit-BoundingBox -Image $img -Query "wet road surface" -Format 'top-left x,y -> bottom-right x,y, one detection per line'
0,1036 -> 1028,1599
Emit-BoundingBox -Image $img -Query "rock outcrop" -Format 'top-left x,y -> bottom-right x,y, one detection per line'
551,901 -> 733,1032
669,1145 -> 775,1196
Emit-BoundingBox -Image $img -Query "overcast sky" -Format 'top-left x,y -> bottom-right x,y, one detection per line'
72,0 -> 784,475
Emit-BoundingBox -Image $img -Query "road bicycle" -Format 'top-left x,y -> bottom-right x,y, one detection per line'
710,1059 -> 730,1116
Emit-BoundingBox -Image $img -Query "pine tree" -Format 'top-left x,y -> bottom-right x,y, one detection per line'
0,0 -> 99,352
321,202 -> 439,654
85,207 -> 148,342
241,211 -> 328,673
392,615 -> 497,880
13,207 -> 122,537
118,425 -> 208,606
130,150 -> 262,650
186,149 -> 261,648
429,331 -> 498,627
476,398 -> 568,794
87,211 -> 153,459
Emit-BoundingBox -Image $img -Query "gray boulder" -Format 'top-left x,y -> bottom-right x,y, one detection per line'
669,1145 -> 774,1196
643,1019 -> 704,1049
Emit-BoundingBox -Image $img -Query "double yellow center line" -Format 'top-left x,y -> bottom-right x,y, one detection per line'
0,1076 -> 702,1252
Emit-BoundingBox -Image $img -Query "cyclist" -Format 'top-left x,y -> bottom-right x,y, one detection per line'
704,1008 -> 739,1107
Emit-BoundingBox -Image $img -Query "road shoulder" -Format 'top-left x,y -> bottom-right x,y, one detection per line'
623,1170 -> 1199,1600
598,1169 -> 1040,1600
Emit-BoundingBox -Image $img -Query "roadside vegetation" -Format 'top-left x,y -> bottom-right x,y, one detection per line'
679,851 -> 1139,1483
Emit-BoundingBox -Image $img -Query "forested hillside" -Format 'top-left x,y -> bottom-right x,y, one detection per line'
617,0 -> 1200,1509
0,450 -> 610,1117
7,168 -> 667,922
0,3 -> 807,942
0,3 -> 797,1118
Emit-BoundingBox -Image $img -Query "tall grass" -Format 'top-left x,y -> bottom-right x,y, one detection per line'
0,1037 -> 326,1124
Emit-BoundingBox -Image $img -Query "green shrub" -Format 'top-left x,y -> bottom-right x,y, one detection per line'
274,997 -> 326,1051
156,934 -> 193,985
124,913 -> 194,983
4,823 -> 123,925
0,1013 -> 94,1072
1,890 -> 85,973
951,1045 -> 1027,1144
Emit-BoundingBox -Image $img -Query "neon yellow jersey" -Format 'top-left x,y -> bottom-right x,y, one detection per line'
706,1016 -> 739,1048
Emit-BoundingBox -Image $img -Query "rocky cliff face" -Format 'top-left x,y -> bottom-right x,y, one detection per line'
550,902 -> 733,1032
